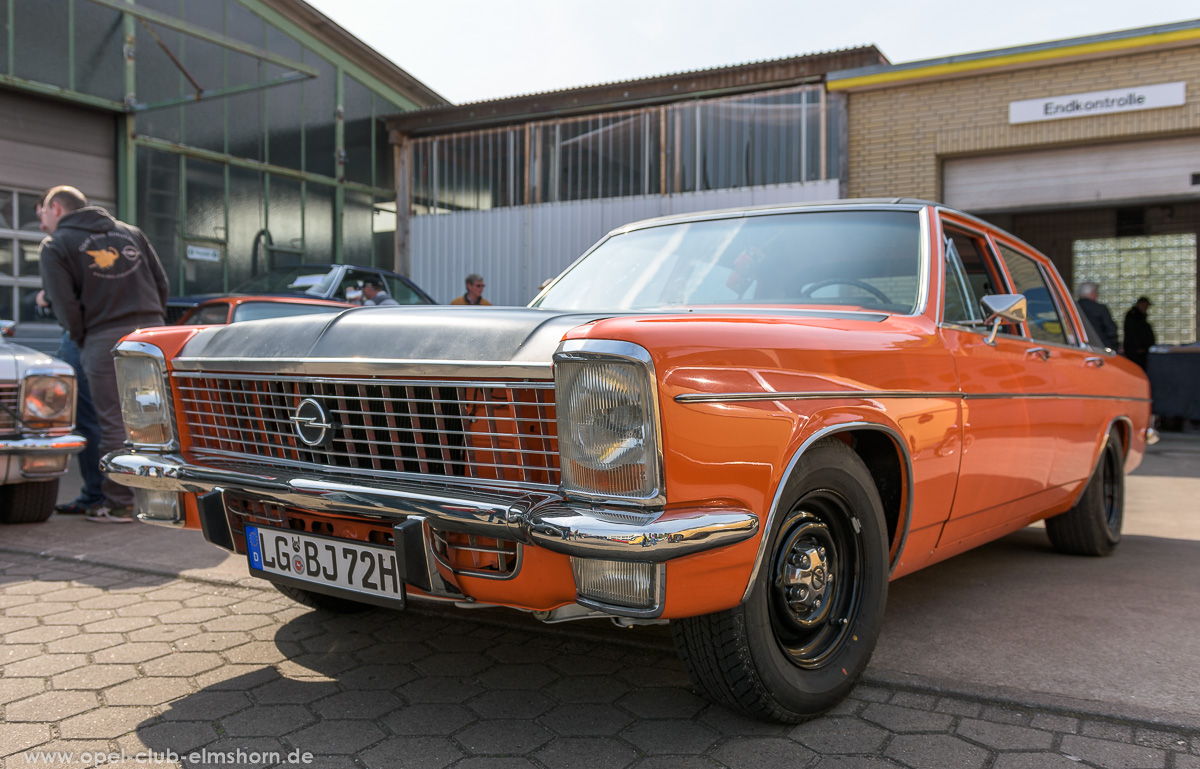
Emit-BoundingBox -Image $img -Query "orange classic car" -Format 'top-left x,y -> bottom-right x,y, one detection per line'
103,200 -> 1154,722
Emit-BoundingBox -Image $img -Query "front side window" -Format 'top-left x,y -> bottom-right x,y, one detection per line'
534,210 -> 922,313
997,244 -> 1072,345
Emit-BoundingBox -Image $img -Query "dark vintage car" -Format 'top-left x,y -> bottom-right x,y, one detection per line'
0,332 -> 84,523
104,200 -> 1153,721
166,264 -> 436,322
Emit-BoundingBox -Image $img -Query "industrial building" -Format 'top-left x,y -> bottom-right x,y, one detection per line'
0,0 -> 442,325
390,20 -> 1199,345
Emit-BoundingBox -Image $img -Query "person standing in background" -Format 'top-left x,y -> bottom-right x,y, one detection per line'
1076,281 -> 1119,351
38,185 -> 168,523
35,285 -> 104,516
450,274 -> 492,306
1123,296 -> 1156,371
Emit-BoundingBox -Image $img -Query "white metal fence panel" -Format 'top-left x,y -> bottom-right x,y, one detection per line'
411,180 -> 839,306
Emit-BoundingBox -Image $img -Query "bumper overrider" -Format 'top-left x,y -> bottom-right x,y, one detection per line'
101,451 -> 759,563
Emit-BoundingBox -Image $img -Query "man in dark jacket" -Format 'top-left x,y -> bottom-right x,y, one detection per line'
1123,296 -> 1156,371
38,186 -> 169,523
1076,281 -> 1119,350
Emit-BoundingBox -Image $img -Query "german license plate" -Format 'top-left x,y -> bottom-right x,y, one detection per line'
245,525 -> 405,606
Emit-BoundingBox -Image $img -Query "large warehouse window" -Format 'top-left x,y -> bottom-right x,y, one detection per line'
0,189 -> 49,323
411,85 -> 840,215
1073,234 -> 1197,346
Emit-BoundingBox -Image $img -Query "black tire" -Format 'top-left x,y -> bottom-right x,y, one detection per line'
1045,432 -> 1124,556
272,582 -> 373,613
671,438 -> 889,723
0,480 -> 61,524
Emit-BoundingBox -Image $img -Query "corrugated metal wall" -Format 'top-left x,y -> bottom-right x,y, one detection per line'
411,179 -> 839,305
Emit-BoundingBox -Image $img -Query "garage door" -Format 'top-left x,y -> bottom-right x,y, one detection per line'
944,136 -> 1200,213
0,89 -> 116,206
0,89 -> 116,324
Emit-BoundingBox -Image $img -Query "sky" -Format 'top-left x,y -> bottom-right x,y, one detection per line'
304,0 -> 1200,105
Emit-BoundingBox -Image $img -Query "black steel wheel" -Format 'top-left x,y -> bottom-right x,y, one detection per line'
672,438 -> 889,722
1046,432 -> 1124,556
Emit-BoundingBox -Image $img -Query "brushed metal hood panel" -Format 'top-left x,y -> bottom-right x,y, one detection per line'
176,307 -> 609,372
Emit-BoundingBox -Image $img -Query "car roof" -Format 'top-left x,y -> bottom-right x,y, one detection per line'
196,295 -> 354,307
607,198 -> 943,236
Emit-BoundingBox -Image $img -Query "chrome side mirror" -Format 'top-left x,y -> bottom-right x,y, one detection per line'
980,294 -> 1027,346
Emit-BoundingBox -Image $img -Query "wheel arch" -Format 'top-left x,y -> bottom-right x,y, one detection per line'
1067,416 -> 1132,510
740,421 -> 913,604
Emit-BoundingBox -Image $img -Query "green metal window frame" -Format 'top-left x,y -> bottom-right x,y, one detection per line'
4,0 -> 410,294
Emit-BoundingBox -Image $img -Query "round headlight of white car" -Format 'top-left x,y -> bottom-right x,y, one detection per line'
22,375 -> 74,424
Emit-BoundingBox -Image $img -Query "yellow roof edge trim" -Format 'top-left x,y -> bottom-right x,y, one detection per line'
828,28 -> 1200,91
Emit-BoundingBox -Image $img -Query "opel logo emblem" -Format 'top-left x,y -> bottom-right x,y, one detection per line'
291,398 -> 334,448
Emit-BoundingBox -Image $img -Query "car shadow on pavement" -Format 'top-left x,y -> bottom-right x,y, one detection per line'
132,600 -> 754,768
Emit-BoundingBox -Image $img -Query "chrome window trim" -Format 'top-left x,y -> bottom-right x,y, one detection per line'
554,339 -> 667,509
170,357 -> 554,380
938,322 -> 1120,355
112,341 -> 179,451
740,421 -> 915,604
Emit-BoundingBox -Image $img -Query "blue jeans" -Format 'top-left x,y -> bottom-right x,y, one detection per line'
58,332 -> 105,505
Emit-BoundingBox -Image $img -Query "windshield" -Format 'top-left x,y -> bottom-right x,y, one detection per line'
532,210 -> 923,313
232,266 -> 339,296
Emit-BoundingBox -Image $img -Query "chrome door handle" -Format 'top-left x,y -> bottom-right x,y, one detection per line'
1084,356 -> 1105,368
1025,347 -> 1051,360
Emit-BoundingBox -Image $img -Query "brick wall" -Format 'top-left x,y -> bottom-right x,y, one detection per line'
844,46 -> 1200,201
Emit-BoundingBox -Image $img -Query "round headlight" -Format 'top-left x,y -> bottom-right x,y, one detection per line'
23,375 -> 73,422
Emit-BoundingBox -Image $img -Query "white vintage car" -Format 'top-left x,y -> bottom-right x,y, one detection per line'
0,325 -> 85,523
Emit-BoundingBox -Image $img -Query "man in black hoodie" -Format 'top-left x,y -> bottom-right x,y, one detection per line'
38,186 -> 168,523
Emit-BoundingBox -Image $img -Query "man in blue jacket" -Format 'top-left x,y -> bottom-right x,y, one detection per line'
38,186 -> 169,523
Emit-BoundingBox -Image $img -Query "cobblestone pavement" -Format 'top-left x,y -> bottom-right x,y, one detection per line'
2,550 -> 1198,769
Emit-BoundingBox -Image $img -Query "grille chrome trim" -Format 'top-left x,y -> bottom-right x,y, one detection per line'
175,372 -> 560,491
0,384 -> 19,433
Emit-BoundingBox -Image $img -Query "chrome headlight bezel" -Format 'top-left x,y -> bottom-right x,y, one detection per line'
19,368 -> 76,433
554,339 -> 665,508
114,341 -> 177,450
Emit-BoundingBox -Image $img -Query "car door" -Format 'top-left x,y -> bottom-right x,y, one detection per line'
991,237 -> 1096,489
936,217 -> 1062,551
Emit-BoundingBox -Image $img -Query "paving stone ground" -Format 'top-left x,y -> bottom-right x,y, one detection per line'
2,550 -> 1197,769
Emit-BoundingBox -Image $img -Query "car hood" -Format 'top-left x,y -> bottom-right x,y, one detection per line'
0,340 -> 73,381
177,306 -> 613,367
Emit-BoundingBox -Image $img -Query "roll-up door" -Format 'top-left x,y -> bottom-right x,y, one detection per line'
0,89 -> 116,207
0,89 -> 117,325
944,136 -> 1200,213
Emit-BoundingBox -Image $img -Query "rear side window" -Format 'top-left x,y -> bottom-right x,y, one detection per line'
231,302 -> 346,323
997,245 -> 1071,345
385,277 -> 428,305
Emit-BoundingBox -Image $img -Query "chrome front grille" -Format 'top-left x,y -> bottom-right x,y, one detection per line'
174,373 -> 560,490
0,384 -> 19,434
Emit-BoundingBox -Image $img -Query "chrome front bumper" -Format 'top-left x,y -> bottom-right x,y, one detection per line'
102,451 -> 759,562
0,434 -> 86,455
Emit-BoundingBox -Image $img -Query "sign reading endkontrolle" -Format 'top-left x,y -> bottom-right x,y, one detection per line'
1009,82 -> 1186,124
